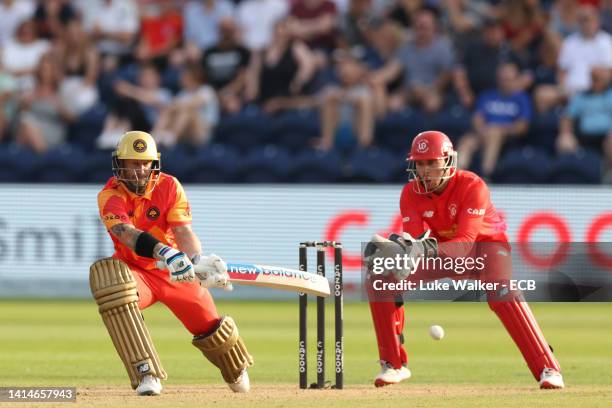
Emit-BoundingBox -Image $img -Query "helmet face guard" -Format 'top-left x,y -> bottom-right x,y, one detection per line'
407,152 -> 457,194
406,131 -> 457,194
112,131 -> 161,196
112,155 -> 161,195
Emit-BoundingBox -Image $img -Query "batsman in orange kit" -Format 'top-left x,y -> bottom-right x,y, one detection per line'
90,131 -> 253,396
365,131 -> 564,389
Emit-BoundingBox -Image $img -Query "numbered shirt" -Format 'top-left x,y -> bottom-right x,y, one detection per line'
400,170 -> 508,257
97,173 -> 192,270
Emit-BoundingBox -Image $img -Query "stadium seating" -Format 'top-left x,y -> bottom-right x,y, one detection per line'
0,144 -> 39,182
346,147 -> 404,183
492,147 -> 551,184
549,149 -> 602,184
31,145 -> 86,183
235,145 -> 292,183
289,149 -> 344,183
183,144 -> 240,183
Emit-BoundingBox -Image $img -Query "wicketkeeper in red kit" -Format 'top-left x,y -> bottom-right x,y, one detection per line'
365,130 -> 564,389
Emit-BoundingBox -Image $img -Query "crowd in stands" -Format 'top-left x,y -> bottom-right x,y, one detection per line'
1,0 -> 612,184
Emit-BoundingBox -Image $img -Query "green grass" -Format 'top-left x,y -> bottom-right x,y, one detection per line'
0,300 -> 611,407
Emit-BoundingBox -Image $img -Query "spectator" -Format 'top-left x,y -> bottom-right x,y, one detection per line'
251,20 -> 320,115
499,0 -> 546,54
0,63 -> 18,143
456,62 -> 531,178
453,17 -> 533,108
202,18 -> 252,114
152,64 -> 219,147
0,19 -> 50,91
91,0 -> 139,67
33,0 -> 77,40
338,0 -> 378,50
56,17 -> 100,115
370,7 -> 455,114
0,0 -> 35,47
556,66 -> 612,180
535,5 -> 612,113
135,0 -> 183,69
386,0 -> 422,30
548,0 -> 580,38
16,52 -> 75,154
441,0 -> 495,47
97,63 -> 171,149
183,0 -> 235,52
316,54 -> 375,150
237,0 -> 288,51
287,0 -> 338,53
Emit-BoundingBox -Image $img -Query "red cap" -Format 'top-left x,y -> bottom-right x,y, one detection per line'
408,131 -> 454,161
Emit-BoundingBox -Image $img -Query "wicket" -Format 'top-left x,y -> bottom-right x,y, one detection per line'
298,241 -> 344,389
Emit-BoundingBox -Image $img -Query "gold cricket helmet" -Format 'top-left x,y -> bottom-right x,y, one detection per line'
112,131 -> 161,195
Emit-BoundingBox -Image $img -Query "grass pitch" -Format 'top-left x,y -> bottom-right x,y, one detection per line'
0,300 -> 611,407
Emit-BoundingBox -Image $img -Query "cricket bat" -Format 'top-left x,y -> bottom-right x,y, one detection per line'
194,262 -> 331,297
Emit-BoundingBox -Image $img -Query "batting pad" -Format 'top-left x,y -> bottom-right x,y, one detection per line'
192,316 -> 254,383
89,258 -> 167,389
489,297 -> 560,380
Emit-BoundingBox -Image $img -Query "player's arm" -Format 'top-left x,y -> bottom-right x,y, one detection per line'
171,224 -> 202,261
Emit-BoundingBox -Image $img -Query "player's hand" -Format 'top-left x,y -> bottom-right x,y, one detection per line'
194,253 -> 233,291
155,245 -> 195,282
364,234 -> 411,279
389,231 -> 438,279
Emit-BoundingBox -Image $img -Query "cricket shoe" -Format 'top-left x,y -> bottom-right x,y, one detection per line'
227,369 -> 250,393
136,375 -> 162,396
539,367 -> 564,389
374,361 -> 411,387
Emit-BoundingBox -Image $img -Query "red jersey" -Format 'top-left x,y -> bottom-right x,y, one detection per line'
97,173 -> 192,270
400,170 -> 508,257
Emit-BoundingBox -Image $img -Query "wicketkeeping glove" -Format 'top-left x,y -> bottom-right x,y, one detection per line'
193,253 -> 233,291
155,245 -> 195,282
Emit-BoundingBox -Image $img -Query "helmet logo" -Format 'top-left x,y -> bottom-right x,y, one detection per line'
133,139 -> 147,153
416,139 -> 429,153
442,141 -> 453,154
146,206 -> 160,220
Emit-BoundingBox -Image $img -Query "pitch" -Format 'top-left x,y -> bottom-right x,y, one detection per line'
0,300 -> 610,407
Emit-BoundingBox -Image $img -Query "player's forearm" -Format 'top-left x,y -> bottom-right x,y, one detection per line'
110,223 -> 143,250
172,225 -> 202,260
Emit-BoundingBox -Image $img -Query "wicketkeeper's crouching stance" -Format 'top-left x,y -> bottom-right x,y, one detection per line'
90,131 -> 253,396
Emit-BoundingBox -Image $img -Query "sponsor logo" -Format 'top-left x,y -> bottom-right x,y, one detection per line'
422,210 -> 434,218
416,139 -> 429,153
228,263 -> 319,282
146,206 -> 160,220
137,363 -> 150,374
448,203 -> 457,219
402,216 -> 410,222
467,208 -> 485,216
133,139 -> 147,153
103,214 -> 126,221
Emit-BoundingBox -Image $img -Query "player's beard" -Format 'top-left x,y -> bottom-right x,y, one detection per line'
121,169 -> 151,195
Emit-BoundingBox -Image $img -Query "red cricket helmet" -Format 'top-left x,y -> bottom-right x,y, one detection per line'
407,130 -> 457,193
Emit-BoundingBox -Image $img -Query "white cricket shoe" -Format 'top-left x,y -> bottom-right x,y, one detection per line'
227,369 -> 250,393
374,361 -> 411,387
539,367 -> 564,389
136,375 -> 162,396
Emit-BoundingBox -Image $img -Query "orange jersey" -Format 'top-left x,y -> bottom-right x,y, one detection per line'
400,170 -> 508,256
97,173 -> 192,270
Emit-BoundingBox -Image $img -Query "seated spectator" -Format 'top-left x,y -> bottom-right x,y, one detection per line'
316,53 -> 375,150
338,0 -> 378,51
556,66 -> 612,180
33,0 -> 77,40
56,17 -> 100,115
152,64 -> 219,147
202,18 -> 251,114
457,62 -> 531,178
183,0 -> 234,52
370,7 -> 455,114
386,0 -> 422,30
97,63 -> 172,149
287,0 -> 338,53
135,0 -> 183,69
237,0 -> 288,51
0,19 -> 50,91
0,63 -> 18,143
453,17 -> 533,108
16,52 -> 75,154
548,0 -> 580,39
90,0 -> 139,68
0,0 -> 35,47
441,0 -> 495,47
535,5 -> 612,113
251,20 -> 320,115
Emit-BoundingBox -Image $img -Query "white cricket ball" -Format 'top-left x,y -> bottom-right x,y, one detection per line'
429,325 -> 444,340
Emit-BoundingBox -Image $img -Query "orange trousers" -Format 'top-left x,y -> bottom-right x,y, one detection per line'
128,263 -> 220,336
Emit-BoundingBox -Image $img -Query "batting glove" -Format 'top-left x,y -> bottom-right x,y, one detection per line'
194,253 -> 233,291
155,245 -> 195,282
